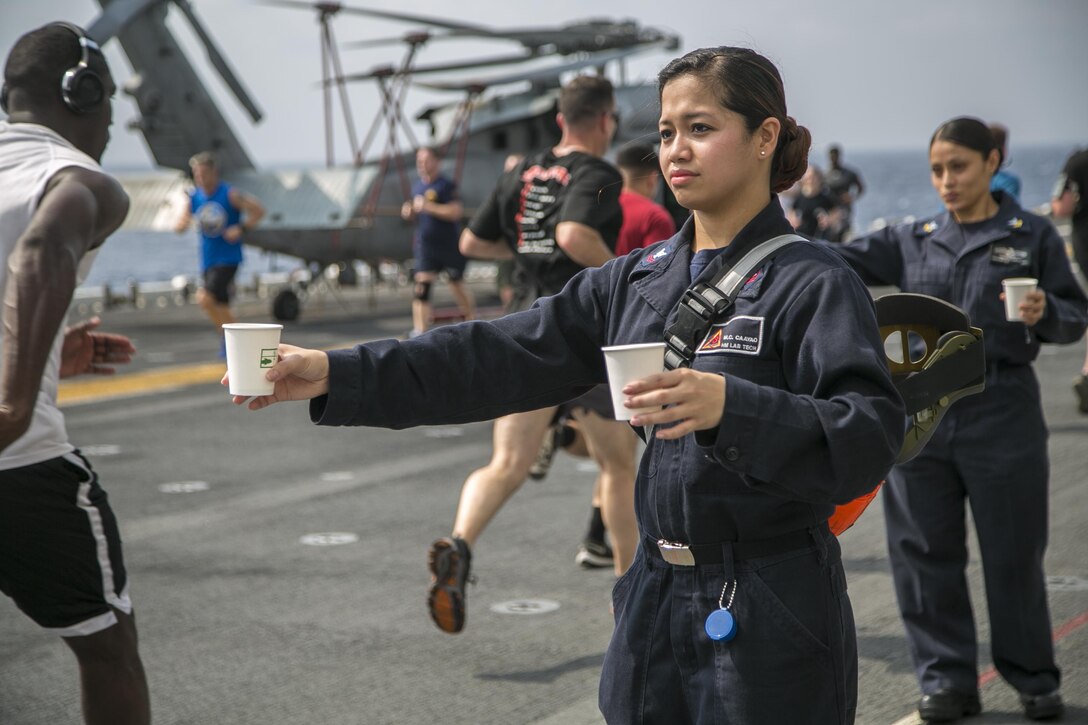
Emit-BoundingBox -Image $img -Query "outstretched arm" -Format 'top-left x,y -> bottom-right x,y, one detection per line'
0,168 -> 128,451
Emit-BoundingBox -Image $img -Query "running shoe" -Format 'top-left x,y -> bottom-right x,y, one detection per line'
427,537 -> 472,634
528,426 -> 559,481
1074,374 -> 1088,414
575,539 -> 614,569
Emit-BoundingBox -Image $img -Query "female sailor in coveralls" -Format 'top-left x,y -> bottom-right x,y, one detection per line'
825,117 -> 1087,723
232,47 -> 905,725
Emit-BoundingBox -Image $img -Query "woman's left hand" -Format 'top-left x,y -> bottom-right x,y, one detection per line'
625,368 -> 725,440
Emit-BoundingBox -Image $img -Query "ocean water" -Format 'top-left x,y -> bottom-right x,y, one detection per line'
82,144 -> 1078,289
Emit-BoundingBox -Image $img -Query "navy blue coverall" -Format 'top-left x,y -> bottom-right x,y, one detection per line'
831,192 -> 1088,700
311,199 -> 904,724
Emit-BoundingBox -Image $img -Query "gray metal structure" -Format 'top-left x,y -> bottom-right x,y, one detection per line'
86,0 -> 677,317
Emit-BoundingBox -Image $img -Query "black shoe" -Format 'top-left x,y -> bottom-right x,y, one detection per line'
1020,691 -> 1063,721
427,537 -> 472,634
575,539 -> 614,569
1074,375 -> 1088,414
917,689 -> 981,722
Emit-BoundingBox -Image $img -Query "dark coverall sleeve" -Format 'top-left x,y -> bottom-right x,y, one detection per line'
308,265 -> 616,428
824,226 -> 906,287
697,266 -> 904,505
1032,221 -> 1088,343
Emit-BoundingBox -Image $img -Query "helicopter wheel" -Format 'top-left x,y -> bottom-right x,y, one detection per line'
272,288 -> 301,322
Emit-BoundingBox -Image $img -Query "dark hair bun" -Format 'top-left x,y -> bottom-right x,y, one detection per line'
772,117 -> 810,193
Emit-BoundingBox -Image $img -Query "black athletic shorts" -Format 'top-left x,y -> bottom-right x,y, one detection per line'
0,453 -> 132,636
415,243 -> 468,281
560,384 -> 615,419
203,264 -> 239,304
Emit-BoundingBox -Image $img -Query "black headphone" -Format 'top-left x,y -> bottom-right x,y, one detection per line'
56,22 -> 106,114
0,23 -> 106,115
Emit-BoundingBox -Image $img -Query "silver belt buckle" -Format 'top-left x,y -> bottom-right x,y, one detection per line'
657,539 -> 695,566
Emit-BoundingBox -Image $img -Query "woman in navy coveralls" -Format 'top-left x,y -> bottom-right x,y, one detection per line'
234,48 -> 906,724
827,117 -> 1087,722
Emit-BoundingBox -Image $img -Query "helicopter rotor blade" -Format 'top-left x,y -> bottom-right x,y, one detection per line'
174,0 -> 264,122
331,51 -> 539,85
342,33 -> 439,49
414,46 -> 649,92
86,0 -> 162,43
257,0 -> 496,35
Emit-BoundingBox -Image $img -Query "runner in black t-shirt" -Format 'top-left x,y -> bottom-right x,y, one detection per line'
425,76 -> 640,634
469,148 -> 622,309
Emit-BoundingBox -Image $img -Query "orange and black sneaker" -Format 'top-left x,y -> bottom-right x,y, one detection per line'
427,537 -> 472,634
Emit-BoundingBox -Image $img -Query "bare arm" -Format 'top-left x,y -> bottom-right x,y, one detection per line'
555,221 -> 614,268
0,168 -> 128,450
459,228 -> 513,261
173,204 -> 192,233
224,189 -> 266,242
413,195 -> 463,223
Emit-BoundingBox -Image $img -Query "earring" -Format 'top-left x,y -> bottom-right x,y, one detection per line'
760,150 -> 766,157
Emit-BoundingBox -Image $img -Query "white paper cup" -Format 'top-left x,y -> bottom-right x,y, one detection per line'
223,323 -> 283,396
1002,277 -> 1037,322
602,343 -> 666,421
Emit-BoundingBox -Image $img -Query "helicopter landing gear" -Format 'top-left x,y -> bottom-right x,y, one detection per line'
272,288 -> 301,322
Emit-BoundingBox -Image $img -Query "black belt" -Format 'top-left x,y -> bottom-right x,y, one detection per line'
644,525 -> 824,566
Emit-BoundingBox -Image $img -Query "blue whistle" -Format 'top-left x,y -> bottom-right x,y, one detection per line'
705,608 -> 737,641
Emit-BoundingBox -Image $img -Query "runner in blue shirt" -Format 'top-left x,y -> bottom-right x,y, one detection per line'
175,151 -> 264,356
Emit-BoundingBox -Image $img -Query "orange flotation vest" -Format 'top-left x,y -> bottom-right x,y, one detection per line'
828,483 -> 882,536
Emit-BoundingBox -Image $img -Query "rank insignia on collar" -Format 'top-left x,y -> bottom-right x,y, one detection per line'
1008,217 -> 1024,229
645,247 -> 670,264
923,221 -> 938,234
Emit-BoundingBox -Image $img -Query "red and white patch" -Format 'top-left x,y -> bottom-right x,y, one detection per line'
696,316 -> 765,356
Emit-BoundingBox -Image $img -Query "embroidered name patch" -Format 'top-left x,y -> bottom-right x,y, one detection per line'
696,316 -> 765,356
991,245 -> 1030,265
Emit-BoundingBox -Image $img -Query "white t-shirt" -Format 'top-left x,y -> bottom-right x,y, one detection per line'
0,121 -> 102,471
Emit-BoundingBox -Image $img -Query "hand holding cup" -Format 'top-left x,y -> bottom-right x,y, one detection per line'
1001,278 -> 1045,325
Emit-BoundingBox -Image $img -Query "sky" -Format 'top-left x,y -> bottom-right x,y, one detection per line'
1,0 -> 1086,172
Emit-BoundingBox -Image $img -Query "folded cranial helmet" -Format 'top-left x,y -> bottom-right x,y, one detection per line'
830,294 -> 985,536
875,293 -> 986,463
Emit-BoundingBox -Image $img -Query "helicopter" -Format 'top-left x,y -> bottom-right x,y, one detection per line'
87,0 -> 680,320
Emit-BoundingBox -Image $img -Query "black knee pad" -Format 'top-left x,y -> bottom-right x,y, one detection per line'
413,280 -> 433,302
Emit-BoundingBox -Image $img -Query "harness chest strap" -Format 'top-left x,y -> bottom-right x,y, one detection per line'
657,234 -> 879,537
663,234 -> 804,371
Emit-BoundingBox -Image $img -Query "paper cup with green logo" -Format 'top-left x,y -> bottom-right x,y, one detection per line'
223,323 -> 283,396
602,342 -> 666,421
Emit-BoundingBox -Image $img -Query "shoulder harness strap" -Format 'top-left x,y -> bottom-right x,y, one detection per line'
663,234 -> 804,370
